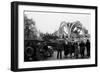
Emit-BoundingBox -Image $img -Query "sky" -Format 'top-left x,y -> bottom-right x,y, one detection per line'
24,11 -> 91,34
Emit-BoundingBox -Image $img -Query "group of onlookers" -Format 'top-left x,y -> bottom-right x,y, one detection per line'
56,39 -> 90,59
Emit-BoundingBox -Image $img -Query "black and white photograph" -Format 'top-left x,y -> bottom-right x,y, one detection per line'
24,11 -> 91,62
11,1 -> 97,71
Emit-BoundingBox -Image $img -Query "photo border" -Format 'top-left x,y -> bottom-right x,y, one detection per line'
11,1 -> 98,72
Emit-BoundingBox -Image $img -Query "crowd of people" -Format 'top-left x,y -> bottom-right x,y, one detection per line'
56,39 -> 90,59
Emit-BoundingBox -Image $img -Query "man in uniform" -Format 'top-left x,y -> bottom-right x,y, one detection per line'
86,39 -> 90,57
79,41 -> 85,58
57,39 -> 64,59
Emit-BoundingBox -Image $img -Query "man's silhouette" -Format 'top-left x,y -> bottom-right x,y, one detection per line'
79,41 -> 85,58
57,40 -> 63,59
86,39 -> 90,57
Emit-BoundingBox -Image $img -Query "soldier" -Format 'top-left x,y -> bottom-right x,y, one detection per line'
74,42 -> 78,58
68,42 -> 72,58
57,40 -> 63,59
79,41 -> 85,58
86,39 -> 90,57
64,41 -> 69,56
71,42 -> 75,58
